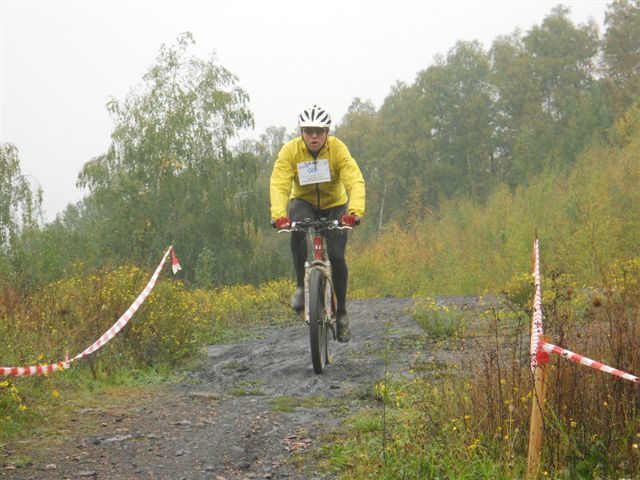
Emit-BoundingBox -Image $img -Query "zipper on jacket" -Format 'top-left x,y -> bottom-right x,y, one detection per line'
309,149 -> 321,211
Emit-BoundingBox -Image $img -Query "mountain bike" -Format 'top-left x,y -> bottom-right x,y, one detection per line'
278,218 -> 352,373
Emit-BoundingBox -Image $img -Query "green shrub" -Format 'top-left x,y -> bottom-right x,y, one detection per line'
412,297 -> 465,338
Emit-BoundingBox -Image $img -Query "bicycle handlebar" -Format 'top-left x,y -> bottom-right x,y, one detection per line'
275,217 -> 352,234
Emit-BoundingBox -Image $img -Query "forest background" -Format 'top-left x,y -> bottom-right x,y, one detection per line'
1,1 -> 639,477
2,3 -> 638,294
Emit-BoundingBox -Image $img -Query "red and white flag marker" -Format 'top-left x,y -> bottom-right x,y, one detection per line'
1,246 -> 181,377
171,247 -> 182,274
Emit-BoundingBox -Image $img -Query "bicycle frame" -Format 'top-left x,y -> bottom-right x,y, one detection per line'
278,218 -> 351,373
303,227 -> 335,328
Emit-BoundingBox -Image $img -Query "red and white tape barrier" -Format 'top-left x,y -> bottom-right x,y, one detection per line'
1,246 -> 181,377
529,238 -> 544,372
529,239 -> 638,384
0,361 -> 70,377
540,342 -> 640,384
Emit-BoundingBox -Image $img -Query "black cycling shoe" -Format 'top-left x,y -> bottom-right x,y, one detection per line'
291,287 -> 304,311
336,313 -> 351,343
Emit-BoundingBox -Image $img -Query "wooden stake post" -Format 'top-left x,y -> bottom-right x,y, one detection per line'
527,335 -> 550,478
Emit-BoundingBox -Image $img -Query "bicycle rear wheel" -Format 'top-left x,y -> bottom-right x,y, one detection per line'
308,268 -> 329,374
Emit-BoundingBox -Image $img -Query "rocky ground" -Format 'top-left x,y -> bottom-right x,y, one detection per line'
1,296 -> 493,480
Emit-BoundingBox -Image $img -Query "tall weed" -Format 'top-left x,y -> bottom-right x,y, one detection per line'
471,258 -> 640,477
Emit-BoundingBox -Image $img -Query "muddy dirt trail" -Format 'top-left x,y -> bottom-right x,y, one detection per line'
2,297 -> 485,480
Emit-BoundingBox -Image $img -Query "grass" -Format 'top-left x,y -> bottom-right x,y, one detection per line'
0,372 -> 170,466
0,277 -> 294,445
411,297 -> 466,339
228,380 -> 266,396
272,395 -> 342,413
305,264 -> 640,479
319,375 -> 527,479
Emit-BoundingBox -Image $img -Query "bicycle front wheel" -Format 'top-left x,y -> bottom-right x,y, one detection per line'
308,268 -> 329,374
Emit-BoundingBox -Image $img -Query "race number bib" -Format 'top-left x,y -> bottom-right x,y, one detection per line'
297,159 -> 331,185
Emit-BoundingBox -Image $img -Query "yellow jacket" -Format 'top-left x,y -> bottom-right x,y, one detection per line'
270,136 -> 366,220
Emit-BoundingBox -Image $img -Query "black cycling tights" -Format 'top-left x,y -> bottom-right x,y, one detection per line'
288,198 -> 348,315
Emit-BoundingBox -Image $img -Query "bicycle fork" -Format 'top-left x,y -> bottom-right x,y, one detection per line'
303,262 -> 338,339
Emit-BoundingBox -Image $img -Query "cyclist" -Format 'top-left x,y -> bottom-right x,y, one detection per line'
270,104 -> 365,343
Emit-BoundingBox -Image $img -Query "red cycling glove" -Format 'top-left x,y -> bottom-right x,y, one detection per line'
340,213 -> 360,226
274,216 -> 291,229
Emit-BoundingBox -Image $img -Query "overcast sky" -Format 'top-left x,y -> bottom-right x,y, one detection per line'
1,0 -> 610,221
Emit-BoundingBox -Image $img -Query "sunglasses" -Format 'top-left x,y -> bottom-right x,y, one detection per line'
302,127 -> 328,136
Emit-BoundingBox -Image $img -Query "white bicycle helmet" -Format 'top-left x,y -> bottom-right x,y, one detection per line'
298,104 -> 332,129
